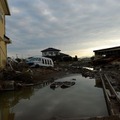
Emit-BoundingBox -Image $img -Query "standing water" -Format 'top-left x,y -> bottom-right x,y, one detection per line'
0,74 -> 108,120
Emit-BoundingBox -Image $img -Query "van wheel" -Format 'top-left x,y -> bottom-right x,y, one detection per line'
35,64 -> 39,68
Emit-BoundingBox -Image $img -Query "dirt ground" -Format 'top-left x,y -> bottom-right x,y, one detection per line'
0,61 -> 81,89
0,59 -> 101,90
31,67 -> 70,82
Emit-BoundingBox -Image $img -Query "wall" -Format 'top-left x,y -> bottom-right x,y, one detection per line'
0,1 -> 5,39
0,1 -> 7,69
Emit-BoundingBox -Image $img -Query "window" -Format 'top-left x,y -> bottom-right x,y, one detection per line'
44,59 -> 47,64
50,61 -> 52,65
47,60 -> 49,64
38,58 -> 41,61
42,59 -> 44,64
49,52 -> 53,56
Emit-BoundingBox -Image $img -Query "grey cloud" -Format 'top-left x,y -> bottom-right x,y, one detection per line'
6,0 -> 120,57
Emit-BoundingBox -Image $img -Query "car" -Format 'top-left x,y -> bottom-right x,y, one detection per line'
26,56 -> 54,68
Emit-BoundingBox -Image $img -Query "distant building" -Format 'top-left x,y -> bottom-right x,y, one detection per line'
41,47 -> 72,61
93,46 -> 120,59
0,0 -> 11,69
41,48 -> 61,57
60,53 -> 72,61
60,53 -> 70,57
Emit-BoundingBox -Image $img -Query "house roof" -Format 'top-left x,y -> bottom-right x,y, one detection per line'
93,46 -> 120,53
60,53 -> 69,57
1,0 -> 10,15
41,48 -> 61,52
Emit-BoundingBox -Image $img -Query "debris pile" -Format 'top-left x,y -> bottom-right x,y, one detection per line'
0,58 -> 95,91
0,59 -> 34,90
0,59 -> 69,91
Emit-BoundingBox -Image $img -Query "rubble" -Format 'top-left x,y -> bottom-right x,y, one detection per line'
0,59 -> 68,91
0,58 -> 95,91
1,57 -> 120,120
1,56 -> 120,93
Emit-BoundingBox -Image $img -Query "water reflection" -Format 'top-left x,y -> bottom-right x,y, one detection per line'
0,81 -> 52,120
0,74 -> 108,120
50,81 -> 75,90
0,88 -> 33,120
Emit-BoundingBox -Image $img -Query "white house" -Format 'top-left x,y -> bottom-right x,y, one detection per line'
41,48 -> 61,57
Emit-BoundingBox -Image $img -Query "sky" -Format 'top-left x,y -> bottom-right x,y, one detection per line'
6,0 -> 120,58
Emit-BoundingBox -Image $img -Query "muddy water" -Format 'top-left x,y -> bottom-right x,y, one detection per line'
0,74 -> 108,120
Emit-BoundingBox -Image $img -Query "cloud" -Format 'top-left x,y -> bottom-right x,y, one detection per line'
6,0 -> 120,57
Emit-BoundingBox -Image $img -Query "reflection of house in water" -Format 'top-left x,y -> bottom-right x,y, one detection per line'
0,87 -> 34,120
0,81 -> 52,120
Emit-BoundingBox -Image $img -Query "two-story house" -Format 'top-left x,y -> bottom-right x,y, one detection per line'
41,48 -> 61,57
41,47 -> 72,61
0,0 -> 11,69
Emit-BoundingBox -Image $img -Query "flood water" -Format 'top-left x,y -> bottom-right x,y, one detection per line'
0,74 -> 108,120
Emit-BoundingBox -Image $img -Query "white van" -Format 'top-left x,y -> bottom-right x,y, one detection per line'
26,56 -> 54,67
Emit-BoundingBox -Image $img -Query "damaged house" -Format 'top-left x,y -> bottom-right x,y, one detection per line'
94,46 -> 120,59
41,47 -> 72,61
93,46 -> 120,65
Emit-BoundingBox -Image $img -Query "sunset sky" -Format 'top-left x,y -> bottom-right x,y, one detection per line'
6,0 -> 120,58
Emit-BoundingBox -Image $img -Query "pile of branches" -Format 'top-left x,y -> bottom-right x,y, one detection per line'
0,58 -> 33,83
